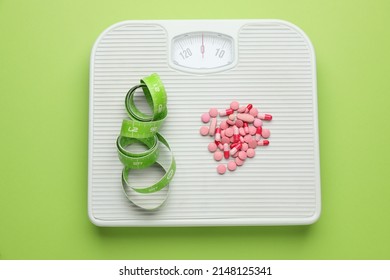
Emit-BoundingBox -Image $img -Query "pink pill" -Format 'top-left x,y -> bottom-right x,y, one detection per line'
244,134 -> 253,143
240,136 -> 244,142
201,113 -> 210,123
223,144 -> 230,159
215,127 -> 221,142
217,164 -> 226,174
261,128 -> 270,139
219,108 -> 234,117
233,126 -> 240,142
209,108 -> 218,118
238,151 -> 247,160
249,107 -> 258,117
216,141 -> 223,150
244,134 -> 252,143
247,148 -> 255,158
230,137 -> 235,143
239,127 -> 246,136
249,126 -> 257,136
200,126 -> 209,136
230,101 -> 240,111
220,120 -> 228,130
235,119 -> 243,127
227,161 -> 237,171
258,113 -> 272,121
226,119 -> 235,126
237,113 -> 255,123
238,106 -> 246,113
221,136 -> 230,144
242,142 -> 249,152
232,151 -> 238,158
253,118 -> 263,128
208,142 -> 217,152
225,127 -> 234,137
258,139 -> 270,146
235,157 -> 244,166
243,122 -> 249,134
221,130 -> 225,138
209,118 -> 217,136
228,114 -> 235,121
248,139 -> 258,149
214,151 -> 223,161
230,142 -> 242,156
255,126 -> 262,141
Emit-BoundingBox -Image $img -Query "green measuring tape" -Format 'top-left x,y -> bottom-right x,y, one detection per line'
116,73 -> 176,210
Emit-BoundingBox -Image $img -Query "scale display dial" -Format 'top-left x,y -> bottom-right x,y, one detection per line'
171,32 -> 234,72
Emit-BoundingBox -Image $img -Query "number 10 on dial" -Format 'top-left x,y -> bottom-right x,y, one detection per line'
171,32 -> 234,72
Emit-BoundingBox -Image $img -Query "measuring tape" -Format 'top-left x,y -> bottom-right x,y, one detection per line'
116,73 -> 176,210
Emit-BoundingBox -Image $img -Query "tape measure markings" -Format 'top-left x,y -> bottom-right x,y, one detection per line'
116,73 -> 176,210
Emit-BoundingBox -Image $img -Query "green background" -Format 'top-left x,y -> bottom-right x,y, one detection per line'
0,0 -> 389,259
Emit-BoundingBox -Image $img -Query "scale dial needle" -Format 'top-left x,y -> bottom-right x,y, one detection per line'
201,33 -> 205,59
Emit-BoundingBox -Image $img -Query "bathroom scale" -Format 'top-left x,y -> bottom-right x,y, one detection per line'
88,19 -> 321,226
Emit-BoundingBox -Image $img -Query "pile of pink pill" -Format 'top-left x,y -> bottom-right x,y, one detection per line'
199,101 -> 272,175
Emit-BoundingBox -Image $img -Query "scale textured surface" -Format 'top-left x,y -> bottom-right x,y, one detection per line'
89,20 -> 321,226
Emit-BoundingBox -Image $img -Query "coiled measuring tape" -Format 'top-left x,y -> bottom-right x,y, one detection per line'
116,73 -> 176,210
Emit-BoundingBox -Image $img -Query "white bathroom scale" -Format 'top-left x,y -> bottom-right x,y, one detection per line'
88,19 -> 321,226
